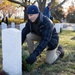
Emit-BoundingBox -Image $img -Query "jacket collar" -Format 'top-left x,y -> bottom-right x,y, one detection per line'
39,12 -> 43,22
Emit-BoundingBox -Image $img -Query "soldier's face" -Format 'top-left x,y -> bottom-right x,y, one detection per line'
48,5 -> 51,10
28,13 -> 39,22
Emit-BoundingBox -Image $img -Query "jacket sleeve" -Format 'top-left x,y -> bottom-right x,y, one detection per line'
22,22 -> 30,44
33,19 -> 53,56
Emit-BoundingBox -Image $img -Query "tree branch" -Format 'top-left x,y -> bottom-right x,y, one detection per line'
51,0 -> 68,12
8,0 -> 28,7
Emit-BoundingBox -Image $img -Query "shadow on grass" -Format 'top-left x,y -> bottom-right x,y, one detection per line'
71,36 -> 75,40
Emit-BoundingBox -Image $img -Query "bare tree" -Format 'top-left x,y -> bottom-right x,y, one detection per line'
8,0 -> 68,21
37,0 -> 68,13
51,0 -> 68,12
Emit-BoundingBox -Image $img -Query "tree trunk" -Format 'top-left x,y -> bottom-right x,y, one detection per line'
8,0 -> 28,20
38,0 -> 46,12
24,7 -> 28,21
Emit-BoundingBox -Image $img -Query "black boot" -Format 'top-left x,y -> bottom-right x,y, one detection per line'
57,45 -> 64,58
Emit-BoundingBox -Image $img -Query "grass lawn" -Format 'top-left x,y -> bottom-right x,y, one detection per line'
0,30 -> 75,75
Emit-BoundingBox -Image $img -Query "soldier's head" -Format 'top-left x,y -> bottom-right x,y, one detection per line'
48,3 -> 52,9
27,5 -> 40,22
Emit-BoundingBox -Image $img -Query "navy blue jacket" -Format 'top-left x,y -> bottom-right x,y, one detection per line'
22,13 -> 59,56
43,6 -> 51,18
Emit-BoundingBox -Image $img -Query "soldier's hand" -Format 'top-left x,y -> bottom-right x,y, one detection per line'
26,53 -> 37,65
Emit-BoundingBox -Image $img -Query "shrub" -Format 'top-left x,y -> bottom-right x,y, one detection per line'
53,19 -> 60,24
0,18 -> 25,25
8,18 -> 24,24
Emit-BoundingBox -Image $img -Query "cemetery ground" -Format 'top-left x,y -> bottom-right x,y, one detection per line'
0,30 -> 75,75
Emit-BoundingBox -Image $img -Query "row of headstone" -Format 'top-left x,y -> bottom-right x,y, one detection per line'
1,22 -> 26,31
1,22 -> 64,34
1,22 -> 75,33
54,23 -> 75,33
1,22 -> 26,75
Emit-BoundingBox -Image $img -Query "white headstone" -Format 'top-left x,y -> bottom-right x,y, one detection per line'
60,23 -> 63,29
1,22 -> 7,29
54,23 -> 60,33
2,28 -> 22,75
73,26 -> 75,30
20,23 -> 26,31
11,22 -> 15,28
